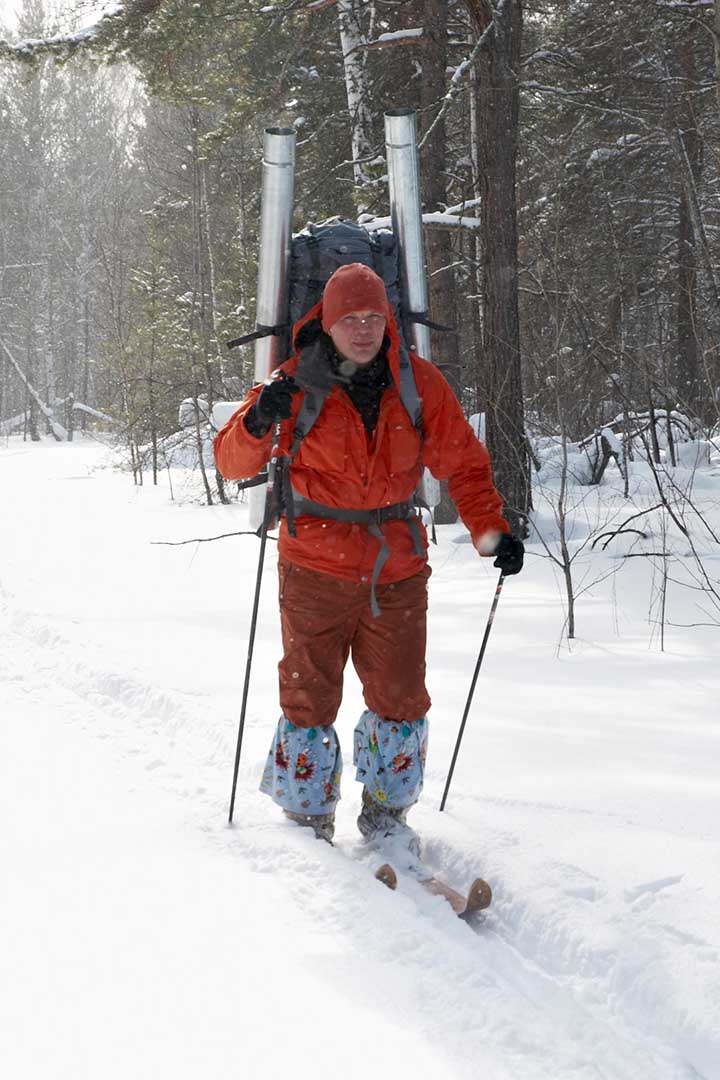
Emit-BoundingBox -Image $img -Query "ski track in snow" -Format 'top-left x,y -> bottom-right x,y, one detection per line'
3,440 -> 719,1079
1,586 -> 712,1080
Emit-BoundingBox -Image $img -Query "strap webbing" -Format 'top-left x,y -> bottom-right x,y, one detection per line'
289,384 -> 331,461
290,487 -> 425,618
234,471 -> 269,490
406,311 -> 456,334
227,322 -> 288,350
398,343 -> 423,430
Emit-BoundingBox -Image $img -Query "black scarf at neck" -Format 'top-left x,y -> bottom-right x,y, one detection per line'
339,348 -> 391,436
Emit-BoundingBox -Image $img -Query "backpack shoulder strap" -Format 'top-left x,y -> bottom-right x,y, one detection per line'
281,383 -> 330,539
289,384 -> 331,459
398,345 -> 423,436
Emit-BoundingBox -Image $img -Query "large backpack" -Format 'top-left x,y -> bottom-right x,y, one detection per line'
228,216 -> 424,435
285,218 -> 407,356
228,217 -> 425,360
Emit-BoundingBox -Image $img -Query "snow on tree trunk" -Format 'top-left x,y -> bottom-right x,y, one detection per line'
0,336 -> 67,441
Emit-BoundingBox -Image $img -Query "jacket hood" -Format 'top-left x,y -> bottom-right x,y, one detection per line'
291,298 -> 406,388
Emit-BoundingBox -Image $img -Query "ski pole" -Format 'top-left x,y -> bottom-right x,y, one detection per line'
439,571 -> 505,813
228,422 -> 282,825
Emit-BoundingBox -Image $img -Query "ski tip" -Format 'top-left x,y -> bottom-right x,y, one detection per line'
465,877 -> 492,913
375,863 -> 398,890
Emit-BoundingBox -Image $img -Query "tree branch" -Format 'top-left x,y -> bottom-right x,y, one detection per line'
418,13 -> 497,151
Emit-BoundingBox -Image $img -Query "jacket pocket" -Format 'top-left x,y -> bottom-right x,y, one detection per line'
296,412 -> 350,475
388,422 -> 421,475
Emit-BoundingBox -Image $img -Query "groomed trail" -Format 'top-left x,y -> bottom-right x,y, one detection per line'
2,438 -> 718,1080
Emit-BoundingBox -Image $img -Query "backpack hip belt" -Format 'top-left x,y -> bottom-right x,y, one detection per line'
289,488 -> 425,618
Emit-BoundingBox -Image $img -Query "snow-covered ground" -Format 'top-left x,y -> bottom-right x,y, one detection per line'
1,435 -> 718,1080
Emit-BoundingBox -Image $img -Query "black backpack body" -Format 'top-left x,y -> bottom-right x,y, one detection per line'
228,217 -> 412,360
286,217 -> 407,356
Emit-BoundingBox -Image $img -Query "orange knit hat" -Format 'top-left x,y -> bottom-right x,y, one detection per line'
321,263 -> 390,333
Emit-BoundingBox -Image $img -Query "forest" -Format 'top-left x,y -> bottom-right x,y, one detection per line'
1,0 -> 719,534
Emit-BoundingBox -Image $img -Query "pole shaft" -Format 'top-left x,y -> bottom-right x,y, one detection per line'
439,572 -> 505,813
228,424 -> 282,824
227,520 -> 269,824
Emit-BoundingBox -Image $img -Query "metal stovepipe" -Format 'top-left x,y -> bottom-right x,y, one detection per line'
249,126 -> 296,528
384,108 -> 431,361
253,126 -> 296,382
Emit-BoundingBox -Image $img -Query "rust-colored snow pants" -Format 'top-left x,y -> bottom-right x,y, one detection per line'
277,558 -> 432,728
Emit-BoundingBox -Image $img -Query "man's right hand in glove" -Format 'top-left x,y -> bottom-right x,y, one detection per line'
245,373 -> 301,438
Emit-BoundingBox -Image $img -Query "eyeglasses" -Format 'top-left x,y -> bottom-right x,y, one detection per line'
338,314 -> 386,328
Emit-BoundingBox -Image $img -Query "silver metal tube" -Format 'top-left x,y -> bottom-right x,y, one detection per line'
384,109 -> 431,360
250,127 -> 296,528
254,127 -> 296,383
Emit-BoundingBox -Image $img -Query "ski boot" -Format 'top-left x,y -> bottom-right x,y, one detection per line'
283,809 -> 335,844
356,789 -> 421,860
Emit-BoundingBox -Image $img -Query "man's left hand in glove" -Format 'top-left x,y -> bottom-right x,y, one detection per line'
493,533 -> 525,576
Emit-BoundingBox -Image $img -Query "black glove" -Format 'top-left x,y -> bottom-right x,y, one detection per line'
245,374 -> 301,437
493,533 -> 524,576
256,373 -> 300,423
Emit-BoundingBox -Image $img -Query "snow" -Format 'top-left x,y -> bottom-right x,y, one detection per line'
586,147 -> 620,168
375,27 -> 424,43
363,212 -> 480,231
1,436 -> 719,1079
601,426 -> 623,454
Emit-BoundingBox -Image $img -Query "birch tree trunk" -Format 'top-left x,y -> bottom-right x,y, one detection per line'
337,0 -> 374,192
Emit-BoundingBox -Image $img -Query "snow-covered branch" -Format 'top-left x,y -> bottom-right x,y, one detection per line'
444,197 -> 482,216
0,21 -> 107,62
364,28 -> 425,51
71,402 -> 116,424
0,1 -> 160,64
362,211 -> 480,232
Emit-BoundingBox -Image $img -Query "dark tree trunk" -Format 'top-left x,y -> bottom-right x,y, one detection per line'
420,0 -> 461,523
675,41 -> 702,414
469,0 -> 530,534
420,0 -> 460,394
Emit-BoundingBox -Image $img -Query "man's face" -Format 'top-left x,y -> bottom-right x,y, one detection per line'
328,309 -> 386,366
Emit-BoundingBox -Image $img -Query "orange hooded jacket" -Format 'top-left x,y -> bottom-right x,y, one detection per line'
214,303 -> 510,584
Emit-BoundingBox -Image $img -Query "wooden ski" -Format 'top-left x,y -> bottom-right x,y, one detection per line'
375,863 -> 492,919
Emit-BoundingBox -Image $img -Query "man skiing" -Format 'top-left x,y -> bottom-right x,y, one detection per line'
214,262 -> 524,846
